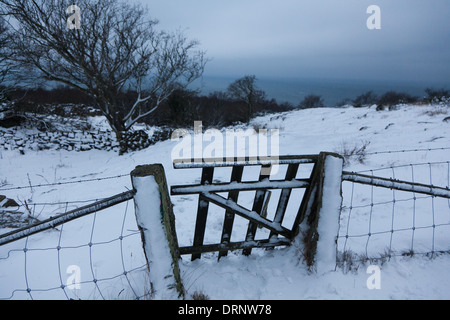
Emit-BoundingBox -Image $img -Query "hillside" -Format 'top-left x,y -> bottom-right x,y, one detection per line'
0,103 -> 449,300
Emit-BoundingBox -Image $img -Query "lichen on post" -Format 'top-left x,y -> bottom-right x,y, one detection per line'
298,152 -> 344,273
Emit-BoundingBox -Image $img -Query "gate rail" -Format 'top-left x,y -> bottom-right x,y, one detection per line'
3,153 -> 448,299
342,172 -> 450,199
0,190 -> 135,247
171,153 -> 344,266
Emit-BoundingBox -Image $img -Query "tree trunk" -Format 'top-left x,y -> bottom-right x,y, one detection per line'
99,103 -> 152,155
247,101 -> 253,123
103,111 -> 129,155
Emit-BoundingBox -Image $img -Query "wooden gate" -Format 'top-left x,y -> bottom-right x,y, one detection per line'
170,153 -> 343,262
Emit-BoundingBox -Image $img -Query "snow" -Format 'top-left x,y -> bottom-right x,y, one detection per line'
181,251 -> 450,300
0,191 -> 134,246
171,179 -> 310,195
0,103 -> 450,300
342,172 -> 450,198
314,155 -> 343,274
201,191 -> 289,236
132,175 -> 180,300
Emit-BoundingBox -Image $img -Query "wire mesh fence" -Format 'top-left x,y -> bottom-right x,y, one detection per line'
338,161 -> 450,265
0,196 -> 150,300
1,147 -> 449,299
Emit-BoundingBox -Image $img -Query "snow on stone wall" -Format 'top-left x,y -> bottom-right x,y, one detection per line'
0,127 -> 119,152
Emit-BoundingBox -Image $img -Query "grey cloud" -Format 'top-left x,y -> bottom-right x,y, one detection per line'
141,0 -> 450,84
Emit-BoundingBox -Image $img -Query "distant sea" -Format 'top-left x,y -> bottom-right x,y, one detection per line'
191,76 -> 450,107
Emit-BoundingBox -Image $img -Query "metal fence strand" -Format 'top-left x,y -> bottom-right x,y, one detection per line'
0,191 -> 148,300
410,164 -> 416,254
1,148 -> 449,299
339,160 -> 450,264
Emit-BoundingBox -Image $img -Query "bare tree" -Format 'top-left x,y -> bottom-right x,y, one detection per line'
0,16 -> 12,103
298,94 -> 325,109
227,75 -> 265,122
0,0 -> 207,152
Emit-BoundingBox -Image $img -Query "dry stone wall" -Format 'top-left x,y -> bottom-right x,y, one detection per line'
0,127 -> 119,152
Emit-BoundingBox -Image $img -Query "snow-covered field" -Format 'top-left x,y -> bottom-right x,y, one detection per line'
1,103 -> 449,300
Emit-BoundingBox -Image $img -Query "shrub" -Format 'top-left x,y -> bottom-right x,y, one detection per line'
424,88 -> 449,103
165,88 -> 199,126
335,140 -> 370,167
352,91 -> 378,108
336,97 -> 352,107
298,94 -> 325,109
377,91 -> 418,107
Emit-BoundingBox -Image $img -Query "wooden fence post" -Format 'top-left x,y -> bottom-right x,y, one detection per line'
130,164 -> 184,300
300,152 -> 344,273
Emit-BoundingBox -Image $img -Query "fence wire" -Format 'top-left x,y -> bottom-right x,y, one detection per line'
338,161 -> 450,265
0,197 -> 150,300
1,147 -> 450,299
0,173 -> 129,192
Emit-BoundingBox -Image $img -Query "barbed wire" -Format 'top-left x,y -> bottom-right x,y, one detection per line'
364,146 -> 450,156
1,146 -> 449,192
1,146 -> 449,295
357,160 -> 450,174
0,173 -> 129,192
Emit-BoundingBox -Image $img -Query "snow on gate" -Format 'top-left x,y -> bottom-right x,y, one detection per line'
1,155 -> 450,300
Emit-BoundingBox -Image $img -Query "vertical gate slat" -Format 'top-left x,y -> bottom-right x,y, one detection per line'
243,164 -> 272,256
219,165 -> 244,259
269,164 -> 299,239
292,156 -> 322,237
169,154 -> 345,262
191,167 -> 214,261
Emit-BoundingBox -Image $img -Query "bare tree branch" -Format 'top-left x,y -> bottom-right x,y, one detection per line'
0,0 -> 207,151
0,16 -> 13,101
227,75 -> 266,122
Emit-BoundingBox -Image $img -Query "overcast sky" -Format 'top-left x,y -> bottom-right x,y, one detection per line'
141,0 -> 450,84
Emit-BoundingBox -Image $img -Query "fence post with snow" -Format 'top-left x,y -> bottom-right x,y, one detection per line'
130,164 -> 185,300
297,152 -> 344,273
